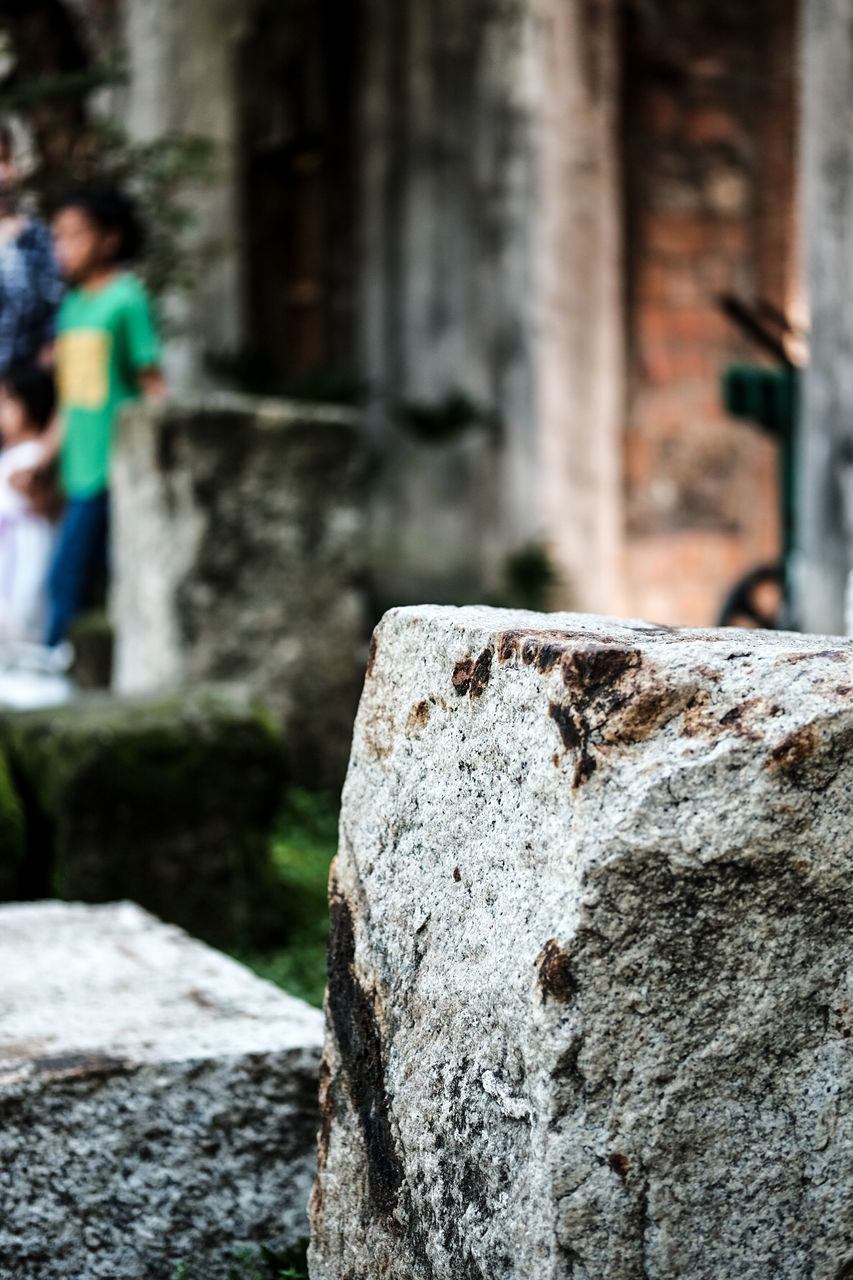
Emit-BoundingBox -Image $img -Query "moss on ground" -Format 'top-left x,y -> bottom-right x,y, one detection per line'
0,686 -> 286,948
235,788 -> 337,1008
0,747 -> 25,898
174,1239 -> 309,1279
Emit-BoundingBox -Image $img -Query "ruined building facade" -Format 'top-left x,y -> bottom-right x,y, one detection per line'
33,0 -> 803,625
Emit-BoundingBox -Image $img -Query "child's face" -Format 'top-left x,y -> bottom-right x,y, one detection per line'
52,207 -> 118,284
0,386 -> 29,447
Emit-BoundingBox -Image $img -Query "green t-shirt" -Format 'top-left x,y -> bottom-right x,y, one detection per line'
56,273 -> 160,498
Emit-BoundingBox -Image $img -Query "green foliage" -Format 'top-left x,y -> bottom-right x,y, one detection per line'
234,788 -> 338,1009
0,62 -> 124,112
91,127 -> 217,308
0,45 -> 215,310
501,541 -> 560,613
173,1240 -> 309,1280
0,748 -> 24,898
206,350 -> 368,407
395,390 -> 501,444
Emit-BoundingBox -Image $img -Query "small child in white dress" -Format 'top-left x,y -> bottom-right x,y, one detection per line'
0,364 -> 57,643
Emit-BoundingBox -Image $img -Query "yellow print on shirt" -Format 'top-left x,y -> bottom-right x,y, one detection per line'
56,329 -> 111,411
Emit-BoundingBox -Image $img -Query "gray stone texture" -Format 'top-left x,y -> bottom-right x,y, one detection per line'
0,900 -> 323,1280
310,604 -> 853,1280
111,396 -> 366,789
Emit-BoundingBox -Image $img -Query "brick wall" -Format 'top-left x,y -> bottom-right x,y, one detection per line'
620,0 -> 799,625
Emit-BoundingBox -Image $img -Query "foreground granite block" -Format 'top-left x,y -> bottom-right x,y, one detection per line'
310,605 -> 853,1280
1,685 -> 283,946
111,396 -> 366,789
0,901 -> 322,1280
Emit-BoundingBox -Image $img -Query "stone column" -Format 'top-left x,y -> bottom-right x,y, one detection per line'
797,0 -> 853,633
311,604 -> 853,1278
536,0 -> 624,614
359,0 -> 624,613
119,0 -> 251,389
111,396 -> 366,790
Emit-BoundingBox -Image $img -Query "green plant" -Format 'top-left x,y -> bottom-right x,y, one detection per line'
0,36 -> 216,312
173,1240 -> 309,1280
233,788 -> 338,1008
205,349 -> 369,406
395,389 -> 501,444
501,541 -> 560,613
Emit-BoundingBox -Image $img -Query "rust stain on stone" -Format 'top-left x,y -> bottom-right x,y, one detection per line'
407,700 -> 431,732
549,701 -> 583,751
316,1058 -> 333,1174
597,681 -> 696,746
780,649 -> 846,666
452,646 -> 493,699
768,725 -> 819,771
497,628 -> 622,668
536,939 -> 578,1004
561,644 -> 642,694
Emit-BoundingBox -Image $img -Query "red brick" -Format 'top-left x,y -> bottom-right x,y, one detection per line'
645,89 -> 680,135
685,108 -> 741,145
643,215 -> 712,257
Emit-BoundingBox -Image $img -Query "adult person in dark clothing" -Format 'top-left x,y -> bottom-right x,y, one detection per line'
0,121 -> 64,374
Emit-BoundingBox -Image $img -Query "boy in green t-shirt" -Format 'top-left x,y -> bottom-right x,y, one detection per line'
30,187 -> 164,646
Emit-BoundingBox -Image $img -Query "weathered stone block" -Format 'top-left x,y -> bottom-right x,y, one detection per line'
310,605 -> 853,1280
1,685 -> 283,946
0,901 -> 322,1280
111,395 -> 366,790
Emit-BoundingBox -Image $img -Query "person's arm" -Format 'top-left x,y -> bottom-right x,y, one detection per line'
125,281 -> 165,403
7,409 -> 62,504
138,366 -> 166,402
30,220 -> 64,359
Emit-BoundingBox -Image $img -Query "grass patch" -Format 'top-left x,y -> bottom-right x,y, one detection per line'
233,788 -> 338,1008
174,1239 -> 309,1279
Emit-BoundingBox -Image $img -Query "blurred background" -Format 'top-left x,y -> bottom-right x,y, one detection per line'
0,0 -> 830,634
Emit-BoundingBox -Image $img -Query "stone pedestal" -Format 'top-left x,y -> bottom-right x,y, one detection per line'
1,685 -> 283,947
0,901 -> 322,1280
111,395 -> 366,789
310,605 -> 853,1280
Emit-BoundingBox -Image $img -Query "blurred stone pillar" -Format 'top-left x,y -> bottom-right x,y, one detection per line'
111,396 -> 366,790
797,0 -> 853,633
536,0 -> 624,615
120,0 -> 250,391
359,0 -> 624,613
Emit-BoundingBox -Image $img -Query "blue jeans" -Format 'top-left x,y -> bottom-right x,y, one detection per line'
45,491 -> 109,647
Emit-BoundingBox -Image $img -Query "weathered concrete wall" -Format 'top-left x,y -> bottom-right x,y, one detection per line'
360,0 -> 624,610
0,900 -> 321,1279
311,604 -> 853,1279
111,397 -> 366,789
797,0 -> 853,633
118,0 -> 253,388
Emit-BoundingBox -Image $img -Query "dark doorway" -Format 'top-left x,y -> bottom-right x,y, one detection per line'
236,0 -> 361,396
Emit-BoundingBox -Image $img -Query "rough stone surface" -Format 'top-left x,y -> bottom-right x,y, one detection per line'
310,604 -> 853,1280
0,685 -> 283,946
0,900 -> 323,1280
111,395 -> 366,789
